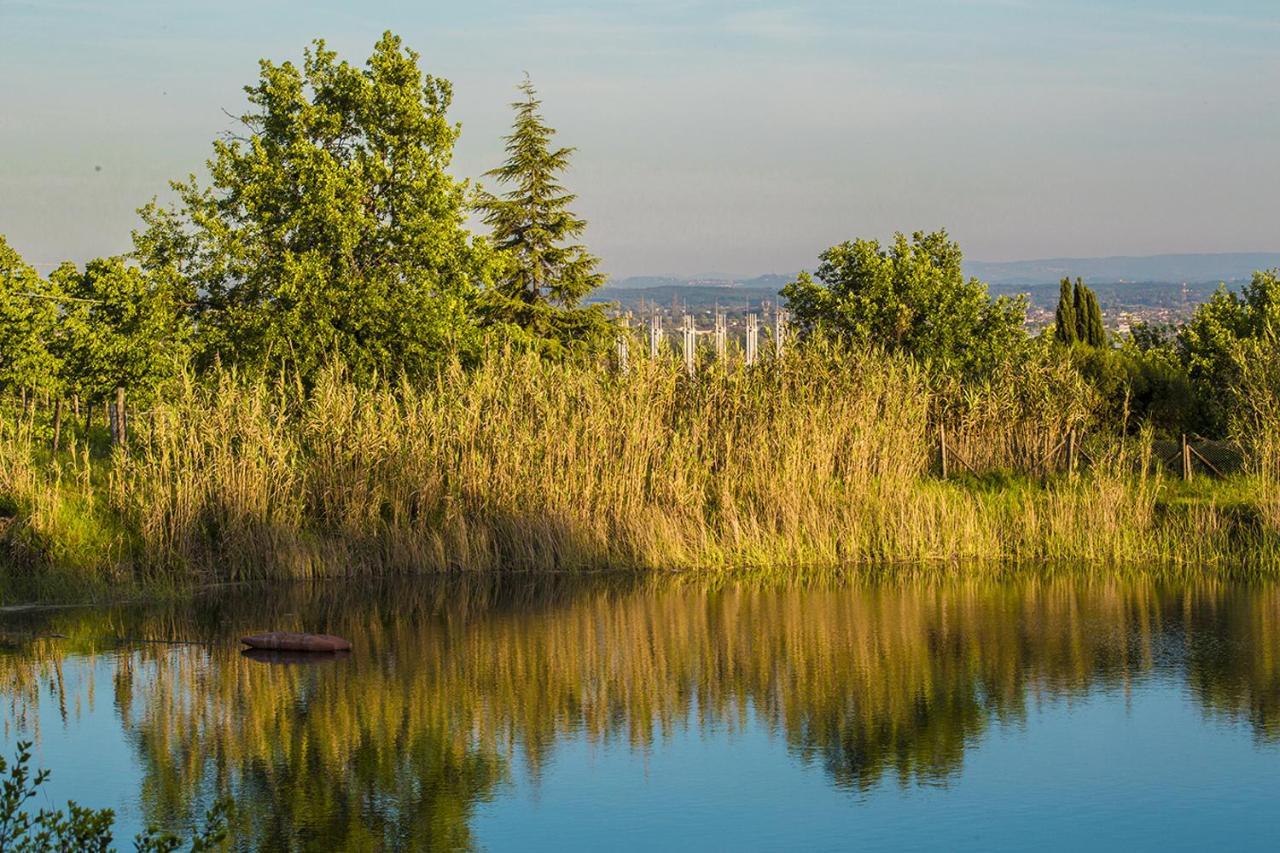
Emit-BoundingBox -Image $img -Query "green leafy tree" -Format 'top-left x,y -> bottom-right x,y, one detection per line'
133,32 -> 496,383
51,257 -> 191,408
781,230 -> 1027,375
0,236 -> 61,398
475,78 -> 611,355
1054,277 -> 1078,345
1179,269 -> 1280,434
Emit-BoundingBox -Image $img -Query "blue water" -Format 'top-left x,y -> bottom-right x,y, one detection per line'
472,691 -> 1280,851
2,577 -> 1279,851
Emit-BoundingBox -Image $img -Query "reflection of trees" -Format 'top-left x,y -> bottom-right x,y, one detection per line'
2,576 -> 1280,846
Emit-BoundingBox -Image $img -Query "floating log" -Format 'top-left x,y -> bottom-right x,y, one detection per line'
240,632 -> 351,653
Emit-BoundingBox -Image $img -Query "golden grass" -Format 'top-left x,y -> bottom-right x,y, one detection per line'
2,345 -> 1279,587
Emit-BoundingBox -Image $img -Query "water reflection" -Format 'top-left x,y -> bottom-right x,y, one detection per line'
1,576 -> 1279,849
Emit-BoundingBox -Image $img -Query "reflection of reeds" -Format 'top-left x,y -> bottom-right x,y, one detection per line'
2,347 -> 1279,587
2,577 -> 1279,846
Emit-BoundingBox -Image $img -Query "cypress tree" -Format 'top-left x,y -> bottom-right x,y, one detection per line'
477,77 -> 610,353
1087,288 -> 1106,346
1054,277 -> 1078,345
1073,279 -> 1089,342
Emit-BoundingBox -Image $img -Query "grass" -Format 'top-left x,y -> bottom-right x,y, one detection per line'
1,345 -> 1279,599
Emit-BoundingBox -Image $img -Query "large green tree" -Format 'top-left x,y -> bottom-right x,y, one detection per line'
0,235 -> 61,398
133,32 -> 496,382
475,78 -> 610,355
781,230 -> 1027,375
1179,269 -> 1280,434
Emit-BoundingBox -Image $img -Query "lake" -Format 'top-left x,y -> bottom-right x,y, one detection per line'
2,575 -> 1279,851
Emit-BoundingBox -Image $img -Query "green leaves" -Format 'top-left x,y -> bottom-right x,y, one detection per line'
1179,269 -> 1280,434
134,31 -> 493,384
51,257 -> 191,406
0,236 -> 61,396
782,230 -> 1028,377
1056,278 -> 1105,348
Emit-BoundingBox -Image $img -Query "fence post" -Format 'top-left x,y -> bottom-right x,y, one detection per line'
649,314 -> 662,359
52,398 -> 63,452
774,309 -> 787,358
939,422 -> 949,479
682,314 -> 696,376
1182,434 -> 1192,481
115,386 -> 127,447
616,318 -> 630,373
715,311 -> 727,362
616,333 -> 629,373
746,313 -> 758,366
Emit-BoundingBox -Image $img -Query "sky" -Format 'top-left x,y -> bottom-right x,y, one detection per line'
1,0 -> 1277,278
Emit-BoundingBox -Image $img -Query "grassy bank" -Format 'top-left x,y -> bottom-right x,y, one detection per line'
2,348 -> 1279,598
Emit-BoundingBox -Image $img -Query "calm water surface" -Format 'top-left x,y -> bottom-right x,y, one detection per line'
2,575 -> 1279,851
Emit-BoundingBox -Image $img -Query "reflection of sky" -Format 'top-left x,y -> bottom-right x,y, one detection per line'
2,1 -> 1279,276
17,653 -> 150,840
12,651 -> 1280,850
475,692 -> 1280,851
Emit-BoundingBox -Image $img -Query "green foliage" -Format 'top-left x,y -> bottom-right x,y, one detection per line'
0,236 -> 61,396
1179,270 -> 1280,434
133,32 -> 496,383
1057,278 -> 1104,348
1054,278 -> 1078,345
0,741 -> 228,852
1070,341 -> 1193,435
50,258 -> 191,406
476,78 -> 611,355
781,230 -> 1027,376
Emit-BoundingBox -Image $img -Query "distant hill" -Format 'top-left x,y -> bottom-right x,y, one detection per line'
591,273 -> 792,312
963,252 -> 1280,286
594,253 -> 1278,315
602,273 -> 793,291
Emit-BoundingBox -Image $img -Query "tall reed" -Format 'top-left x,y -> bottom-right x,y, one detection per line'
2,345 -> 1278,585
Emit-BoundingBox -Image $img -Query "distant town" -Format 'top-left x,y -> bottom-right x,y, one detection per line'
592,251 -> 1280,341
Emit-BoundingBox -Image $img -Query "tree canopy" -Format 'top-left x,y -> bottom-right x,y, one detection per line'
50,258 -> 191,405
1179,269 -> 1280,433
475,78 -> 611,355
781,230 -> 1027,376
0,236 -> 61,397
133,31 -> 496,383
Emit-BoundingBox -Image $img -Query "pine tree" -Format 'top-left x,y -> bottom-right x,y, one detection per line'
1054,277 -> 1078,345
477,78 -> 611,354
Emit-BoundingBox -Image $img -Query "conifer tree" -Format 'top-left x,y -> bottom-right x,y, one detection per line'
1086,287 -> 1106,346
1073,280 -> 1088,343
1054,277 -> 1078,345
1062,278 -> 1106,347
477,77 -> 611,354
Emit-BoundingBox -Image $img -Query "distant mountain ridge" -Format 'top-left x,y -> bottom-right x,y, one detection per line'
595,253 -> 1279,313
606,253 -> 1280,294
962,252 -> 1280,286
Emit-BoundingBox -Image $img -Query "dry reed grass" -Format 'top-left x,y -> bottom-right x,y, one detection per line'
2,345 -> 1278,586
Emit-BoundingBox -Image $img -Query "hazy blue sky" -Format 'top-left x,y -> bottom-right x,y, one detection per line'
1,0 -> 1277,277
